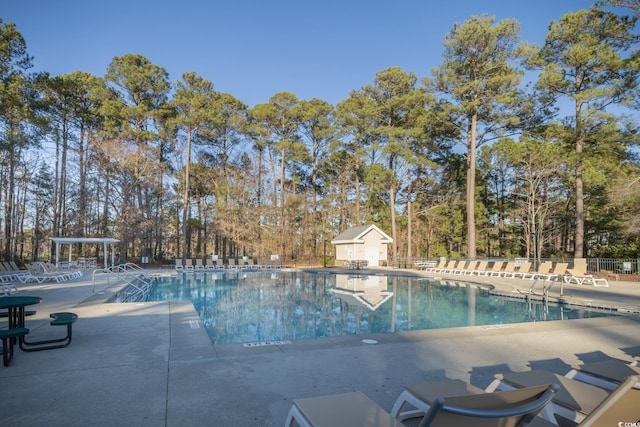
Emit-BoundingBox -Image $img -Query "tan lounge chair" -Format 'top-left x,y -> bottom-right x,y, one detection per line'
578,375 -> 639,427
486,370 -> 610,424
488,261 -> 506,277
525,262 -> 552,280
443,260 -> 460,274
451,260 -> 470,275
471,260 -> 488,276
564,359 -> 640,391
286,381 -> 558,427
498,262 -> 517,278
540,262 -> 568,280
514,261 -> 532,279
461,261 -> 480,275
564,259 -> 609,287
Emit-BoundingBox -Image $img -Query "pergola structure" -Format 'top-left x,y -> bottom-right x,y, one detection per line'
50,237 -> 120,269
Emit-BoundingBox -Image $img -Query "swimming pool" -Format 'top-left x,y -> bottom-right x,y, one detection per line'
140,270 -> 617,345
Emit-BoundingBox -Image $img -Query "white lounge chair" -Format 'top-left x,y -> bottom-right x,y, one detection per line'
175,259 -> 184,272
194,259 -> 205,270
421,259 -> 446,273
0,284 -> 19,295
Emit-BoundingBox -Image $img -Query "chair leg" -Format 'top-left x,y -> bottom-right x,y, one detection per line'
285,405 -> 311,427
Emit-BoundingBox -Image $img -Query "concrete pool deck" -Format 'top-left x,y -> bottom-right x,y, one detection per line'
0,266 -> 638,426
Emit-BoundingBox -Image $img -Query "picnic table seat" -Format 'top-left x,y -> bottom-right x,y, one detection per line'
20,312 -> 78,352
0,327 -> 29,366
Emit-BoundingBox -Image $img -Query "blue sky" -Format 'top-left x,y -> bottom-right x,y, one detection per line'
4,0 -> 595,107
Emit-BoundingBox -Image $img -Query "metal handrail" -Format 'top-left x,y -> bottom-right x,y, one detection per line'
92,263 -> 153,301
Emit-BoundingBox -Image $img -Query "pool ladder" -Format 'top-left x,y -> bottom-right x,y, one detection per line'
92,263 -> 153,301
523,274 -> 565,301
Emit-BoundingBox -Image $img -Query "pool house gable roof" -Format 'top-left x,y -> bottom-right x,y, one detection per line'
331,224 -> 393,245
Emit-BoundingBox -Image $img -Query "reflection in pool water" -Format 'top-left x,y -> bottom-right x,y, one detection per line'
147,270 -> 615,344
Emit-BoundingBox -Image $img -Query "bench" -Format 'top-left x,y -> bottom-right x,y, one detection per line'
0,327 -> 29,366
0,310 -> 36,318
20,312 -> 78,352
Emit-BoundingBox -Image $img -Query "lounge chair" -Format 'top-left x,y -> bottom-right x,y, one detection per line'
0,284 -> 19,296
415,259 -> 438,271
498,262 -> 517,278
488,261 -> 506,277
258,258 -> 270,269
41,262 -> 81,280
443,260 -> 460,274
227,258 -> 238,269
390,379 -> 555,424
0,262 -> 28,282
205,259 -> 215,270
540,262 -> 568,280
471,261 -> 488,276
418,258 -> 447,273
526,262 -> 552,280
246,258 -> 256,269
18,262 -> 66,283
184,259 -> 194,272
564,359 -> 640,391
432,260 -> 452,274
578,375 -> 639,427
286,381 -> 558,427
175,259 -> 184,272
486,370 -> 610,424
451,261 -> 472,275
514,261 -> 532,279
564,259 -> 609,287
194,259 -> 205,270
462,261 -> 480,275
215,259 -> 225,269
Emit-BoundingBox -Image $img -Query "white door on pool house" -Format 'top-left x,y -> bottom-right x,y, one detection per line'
365,246 -> 379,266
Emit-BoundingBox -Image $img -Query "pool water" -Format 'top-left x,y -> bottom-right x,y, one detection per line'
146,270 -> 615,344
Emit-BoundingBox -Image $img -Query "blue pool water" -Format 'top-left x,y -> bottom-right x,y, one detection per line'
145,270 -> 615,344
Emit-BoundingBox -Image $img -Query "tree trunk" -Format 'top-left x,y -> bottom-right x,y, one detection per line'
574,102 -> 584,258
182,130 -> 192,263
466,114 -> 477,259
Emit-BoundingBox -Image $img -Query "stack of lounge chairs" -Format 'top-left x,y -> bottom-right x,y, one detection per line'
0,261 -> 30,283
286,357 -> 640,426
15,261 -> 82,284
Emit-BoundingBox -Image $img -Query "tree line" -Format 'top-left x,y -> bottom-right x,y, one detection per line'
1,0 -> 640,266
